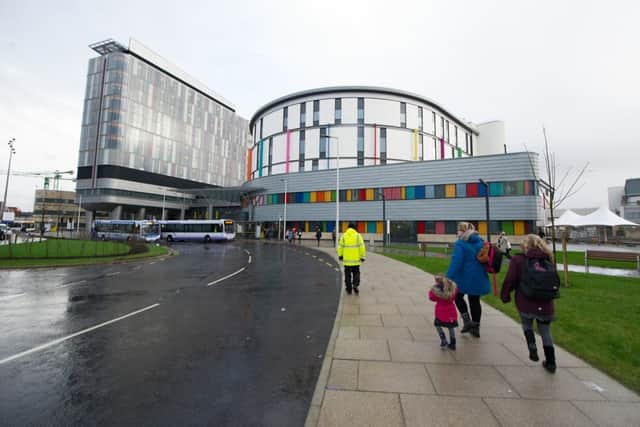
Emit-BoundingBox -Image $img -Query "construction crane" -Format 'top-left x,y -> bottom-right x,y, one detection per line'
1,170 -> 75,190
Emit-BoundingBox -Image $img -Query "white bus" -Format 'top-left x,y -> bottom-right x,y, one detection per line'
159,219 -> 236,242
93,220 -> 161,242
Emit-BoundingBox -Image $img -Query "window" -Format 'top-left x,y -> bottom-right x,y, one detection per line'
400,102 -> 406,128
357,126 -> 364,166
312,159 -> 319,171
470,134 -> 474,155
313,100 -> 319,126
300,103 -> 306,128
465,132 -> 469,153
357,97 -> 364,124
260,118 -> 263,139
298,129 -> 305,171
268,137 -> 273,175
335,98 -> 342,124
418,107 -> 423,130
454,126 -> 458,147
319,127 -> 327,159
445,120 -> 450,141
418,134 -> 423,160
380,128 -> 387,164
283,106 -> 288,131
432,112 -> 436,136
440,116 -> 445,138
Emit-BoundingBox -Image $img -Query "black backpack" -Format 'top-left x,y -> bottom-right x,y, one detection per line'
519,258 -> 560,300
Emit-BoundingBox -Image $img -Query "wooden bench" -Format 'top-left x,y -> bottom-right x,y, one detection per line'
585,250 -> 640,272
418,242 -> 453,256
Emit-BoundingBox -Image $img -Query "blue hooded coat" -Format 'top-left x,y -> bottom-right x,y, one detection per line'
446,232 -> 491,296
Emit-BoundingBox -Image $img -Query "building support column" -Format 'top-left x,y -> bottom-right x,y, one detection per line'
111,205 -> 123,220
137,207 -> 146,220
208,204 -> 214,220
180,208 -> 185,220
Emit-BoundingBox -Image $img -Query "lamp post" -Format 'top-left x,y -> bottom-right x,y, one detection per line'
76,194 -> 82,233
478,178 -> 490,243
375,190 -> 387,246
325,134 -> 340,248
280,178 -> 288,240
1,138 -> 16,217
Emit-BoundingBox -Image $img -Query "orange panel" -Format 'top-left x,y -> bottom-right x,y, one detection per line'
445,184 -> 456,198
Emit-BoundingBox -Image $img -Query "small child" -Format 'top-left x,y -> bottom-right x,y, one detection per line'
429,275 -> 459,350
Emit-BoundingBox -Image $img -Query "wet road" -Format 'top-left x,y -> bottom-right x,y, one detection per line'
0,242 -> 341,426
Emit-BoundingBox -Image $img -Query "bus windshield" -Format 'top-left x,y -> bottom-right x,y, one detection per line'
141,222 -> 160,238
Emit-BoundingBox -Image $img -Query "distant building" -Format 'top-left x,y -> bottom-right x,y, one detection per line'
609,178 -> 640,223
33,189 -> 86,230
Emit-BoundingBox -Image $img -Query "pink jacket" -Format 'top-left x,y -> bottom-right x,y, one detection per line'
429,283 -> 458,323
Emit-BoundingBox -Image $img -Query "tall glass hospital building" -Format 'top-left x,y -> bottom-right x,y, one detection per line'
76,38 -> 542,241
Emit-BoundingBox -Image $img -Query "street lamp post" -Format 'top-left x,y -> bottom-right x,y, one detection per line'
1,138 -> 16,217
325,134 -> 340,248
280,178 -> 288,241
76,194 -> 82,233
162,188 -> 167,220
478,179 -> 490,243
375,190 -> 387,247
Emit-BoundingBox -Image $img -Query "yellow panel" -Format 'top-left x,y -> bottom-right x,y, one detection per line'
514,220 -> 525,235
366,188 -> 374,201
445,184 -> 456,198
376,221 -> 383,233
305,221 -> 309,232
401,187 -> 406,200
346,190 -> 352,201
324,191 -> 332,201
310,192 -> 317,202
342,221 -> 348,232
478,221 -> 487,236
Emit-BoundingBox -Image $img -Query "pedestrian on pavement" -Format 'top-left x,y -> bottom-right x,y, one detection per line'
337,222 -> 366,294
500,234 -> 558,373
429,275 -> 458,350
286,228 -> 294,243
315,227 -> 322,247
331,229 -> 336,245
497,231 -> 512,259
297,229 -> 302,244
446,222 -> 491,338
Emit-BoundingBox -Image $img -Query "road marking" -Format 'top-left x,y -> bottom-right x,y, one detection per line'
248,256 -> 252,264
56,280 -> 87,289
132,266 -> 142,271
206,267 -> 246,287
149,261 -> 156,265
0,303 -> 161,365
312,255 -> 317,258
325,262 -> 333,267
244,249 -> 250,255
105,272 -> 120,277
0,293 -> 26,301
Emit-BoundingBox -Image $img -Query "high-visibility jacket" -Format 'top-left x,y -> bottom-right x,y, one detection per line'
337,227 -> 366,266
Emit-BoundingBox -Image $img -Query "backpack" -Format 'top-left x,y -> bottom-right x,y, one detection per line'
476,242 -> 503,273
519,258 -> 561,300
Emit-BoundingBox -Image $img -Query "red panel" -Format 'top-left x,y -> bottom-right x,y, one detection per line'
383,188 -> 393,200
357,222 -> 366,233
359,189 -> 367,200
417,221 -> 426,234
317,192 -> 324,202
466,183 -> 478,197
435,221 -> 446,234
392,187 -> 401,200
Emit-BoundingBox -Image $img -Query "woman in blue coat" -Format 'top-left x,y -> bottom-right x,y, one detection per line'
446,222 -> 490,337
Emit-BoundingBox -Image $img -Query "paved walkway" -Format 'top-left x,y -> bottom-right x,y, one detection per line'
303,245 -> 640,427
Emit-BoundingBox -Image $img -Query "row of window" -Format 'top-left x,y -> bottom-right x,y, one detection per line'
255,180 -> 537,206
259,98 -> 473,155
270,220 -> 536,236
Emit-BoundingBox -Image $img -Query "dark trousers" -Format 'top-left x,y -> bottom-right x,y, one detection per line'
455,293 -> 482,323
344,265 -> 360,290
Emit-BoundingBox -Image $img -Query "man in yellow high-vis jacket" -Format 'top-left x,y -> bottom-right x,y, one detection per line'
337,222 -> 366,294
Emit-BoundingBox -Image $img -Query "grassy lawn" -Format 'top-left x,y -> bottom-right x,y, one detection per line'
385,252 -> 640,395
0,241 -> 168,268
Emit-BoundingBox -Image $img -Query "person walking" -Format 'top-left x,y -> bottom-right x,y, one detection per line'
446,222 -> 490,337
337,222 -> 366,294
429,275 -> 458,350
497,231 -> 512,259
297,228 -> 302,244
315,227 -> 322,247
500,234 -> 558,373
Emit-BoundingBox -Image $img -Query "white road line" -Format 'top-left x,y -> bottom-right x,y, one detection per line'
0,303 -> 160,365
149,261 -> 156,265
56,280 -> 87,289
248,256 -> 252,264
244,249 -> 250,255
0,293 -> 26,301
105,272 -> 120,277
206,267 -> 246,287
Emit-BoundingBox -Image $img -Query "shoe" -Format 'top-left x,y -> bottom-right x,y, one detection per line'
524,330 -> 539,362
345,288 -> 352,294
543,346 -> 556,373
460,313 -> 472,333
469,322 -> 480,338
353,287 -> 359,294
448,338 -> 456,351
438,332 -> 447,349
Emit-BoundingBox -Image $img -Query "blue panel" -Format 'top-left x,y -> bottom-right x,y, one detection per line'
424,185 -> 435,199
478,182 -> 487,197
489,182 -> 504,196
414,185 -> 425,199
456,183 -> 466,198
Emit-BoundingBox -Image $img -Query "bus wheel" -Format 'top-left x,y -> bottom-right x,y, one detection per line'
204,235 -> 211,243
167,235 -> 174,243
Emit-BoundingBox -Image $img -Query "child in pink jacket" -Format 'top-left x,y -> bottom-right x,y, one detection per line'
429,275 -> 459,350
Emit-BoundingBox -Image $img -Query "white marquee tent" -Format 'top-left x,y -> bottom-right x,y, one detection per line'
549,206 -> 638,227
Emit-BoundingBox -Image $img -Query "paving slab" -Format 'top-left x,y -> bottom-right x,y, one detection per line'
388,340 -> 456,364
327,359 -> 358,391
337,326 -> 360,339
318,390 -> 404,427
426,363 -> 518,398
359,326 -> 413,341
333,338 -> 390,361
452,342 -> 525,366
400,394 -> 500,427
381,314 -> 430,327
568,367 -> 640,402
358,303 -> 400,314
358,361 -> 434,394
571,400 -> 640,427
484,398 -> 598,427
340,314 -> 383,327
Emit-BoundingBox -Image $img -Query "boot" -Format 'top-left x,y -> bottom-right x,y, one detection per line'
524,330 -> 539,362
470,322 -> 480,338
438,331 -> 447,349
448,337 -> 456,351
460,313 -> 472,333
543,346 -> 556,373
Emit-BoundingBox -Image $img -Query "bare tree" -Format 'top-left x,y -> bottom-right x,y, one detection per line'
527,128 -> 589,286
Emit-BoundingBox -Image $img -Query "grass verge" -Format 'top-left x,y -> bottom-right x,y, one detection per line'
385,252 -> 640,395
0,243 -> 168,268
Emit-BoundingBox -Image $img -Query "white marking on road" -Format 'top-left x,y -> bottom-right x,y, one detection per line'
244,249 -> 250,255
0,303 -> 161,365
248,256 -> 252,264
312,255 -> 317,258
149,261 -> 156,265
105,272 -> 120,277
132,266 -> 142,271
206,267 -> 246,287
56,280 -> 87,289
0,293 -> 26,301
304,252 -> 309,255
325,262 -> 333,267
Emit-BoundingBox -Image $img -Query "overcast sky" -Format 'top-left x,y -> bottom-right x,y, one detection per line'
1,0 -> 638,211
